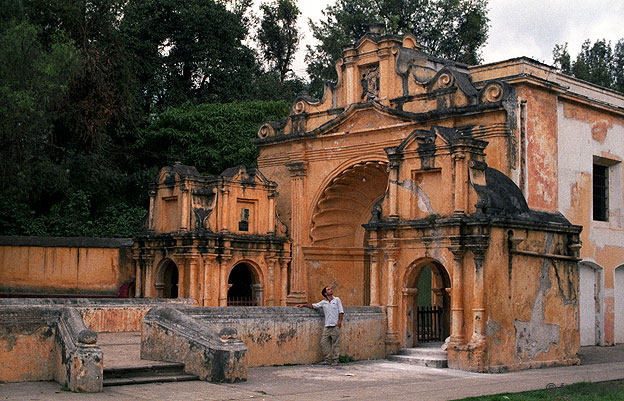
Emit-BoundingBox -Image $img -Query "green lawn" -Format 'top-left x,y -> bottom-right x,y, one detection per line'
455,380 -> 624,400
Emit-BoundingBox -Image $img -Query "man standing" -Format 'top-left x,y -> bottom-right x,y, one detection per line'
298,286 -> 344,365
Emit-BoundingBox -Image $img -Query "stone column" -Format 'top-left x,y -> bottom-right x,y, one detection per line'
268,192 -> 276,234
219,187 -> 230,232
148,189 -> 156,231
402,287 -> 418,347
177,258 -> 186,299
265,256 -> 276,306
385,245 -> 400,348
144,255 -> 156,298
280,258 -> 288,306
286,162 -> 308,304
218,257 -> 230,306
202,255 -> 216,306
180,184 -> 189,232
134,260 -> 142,298
385,148 -> 401,219
188,257 -> 199,305
450,248 -> 465,344
471,250 -> 486,344
453,152 -> 467,214
369,251 -> 379,306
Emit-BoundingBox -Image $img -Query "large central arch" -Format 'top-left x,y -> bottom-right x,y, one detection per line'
310,161 -> 388,247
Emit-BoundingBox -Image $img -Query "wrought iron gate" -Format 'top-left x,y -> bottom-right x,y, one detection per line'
417,306 -> 443,342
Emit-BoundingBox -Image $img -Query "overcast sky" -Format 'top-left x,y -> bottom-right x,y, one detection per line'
288,0 -> 624,77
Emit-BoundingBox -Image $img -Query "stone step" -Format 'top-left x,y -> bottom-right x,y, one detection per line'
104,374 -> 199,387
387,353 -> 448,368
398,347 -> 447,358
388,345 -> 448,368
103,363 -> 199,386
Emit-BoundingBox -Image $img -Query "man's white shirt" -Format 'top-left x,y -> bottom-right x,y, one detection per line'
313,297 -> 344,327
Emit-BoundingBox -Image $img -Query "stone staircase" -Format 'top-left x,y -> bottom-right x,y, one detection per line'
387,342 -> 448,368
99,331 -> 199,386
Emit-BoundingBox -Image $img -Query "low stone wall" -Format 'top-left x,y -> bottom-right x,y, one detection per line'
0,306 -> 102,392
0,236 -> 134,297
0,298 -> 192,332
184,306 -> 386,366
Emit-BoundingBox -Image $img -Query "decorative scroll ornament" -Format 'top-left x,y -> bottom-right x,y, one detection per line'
293,101 -> 306,114
480,82 -> 504,103
257,123 -> 275,139
437,72 -> 454,89
361,66 -> 380,100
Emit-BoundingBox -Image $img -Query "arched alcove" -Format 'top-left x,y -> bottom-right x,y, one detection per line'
310,161 -> 388,247
155,259 -> 179,298
227,262 -> 262,306
402,259 -> 451,347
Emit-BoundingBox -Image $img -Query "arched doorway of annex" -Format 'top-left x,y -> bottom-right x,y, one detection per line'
309,158 -> 388,305
154,258 -> 179,299
401,258 -> 451,348
614,264 -> 624,344
227,260 -> 264,306
578,260 -> 605,346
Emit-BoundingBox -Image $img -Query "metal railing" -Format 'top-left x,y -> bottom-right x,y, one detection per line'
418,306 -> 443,342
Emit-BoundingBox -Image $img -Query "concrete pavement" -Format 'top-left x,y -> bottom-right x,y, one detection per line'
2,345 -> 624,400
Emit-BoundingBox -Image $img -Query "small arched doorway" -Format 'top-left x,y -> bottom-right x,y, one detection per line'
402,260 -> 451,347
614,265 -> 624,344
579,261 -> 604,346
156,259 -> 179,298
227,262 -> 262,306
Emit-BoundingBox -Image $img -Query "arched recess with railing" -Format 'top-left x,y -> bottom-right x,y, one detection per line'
154,258 -> 179,298
401,257 -> 451,348
227,260 -> 264,306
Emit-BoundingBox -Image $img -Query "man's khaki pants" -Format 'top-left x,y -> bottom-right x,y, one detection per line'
321,326 -> 341,363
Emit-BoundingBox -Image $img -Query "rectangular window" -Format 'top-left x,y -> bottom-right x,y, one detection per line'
593,163 -> 608,221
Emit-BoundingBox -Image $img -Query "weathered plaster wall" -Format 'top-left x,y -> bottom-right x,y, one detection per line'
0,324 -> 56,382
0,237 -> 134,296
557,99 -> 624,344
516,85 -> 559,212
480,228 -> 579,372
187,306 -> 385,367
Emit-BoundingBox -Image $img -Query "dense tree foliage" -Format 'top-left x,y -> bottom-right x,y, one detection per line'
0,0 -> 494,237
0,0 -> 295,237
553,39 -> 624,93
257,0 -> 301,83
305,0 -> 489,97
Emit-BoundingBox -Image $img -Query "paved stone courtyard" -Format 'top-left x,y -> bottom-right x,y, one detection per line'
2,345 -> 624,401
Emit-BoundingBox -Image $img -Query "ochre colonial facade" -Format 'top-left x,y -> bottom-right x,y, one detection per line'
3,29 -> 623,375
132,164 -> 291,307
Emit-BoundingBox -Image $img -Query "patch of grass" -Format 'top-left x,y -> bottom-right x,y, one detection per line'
60,382 -> 70,392
455,380 -> 624,400
339,354 -> 354,363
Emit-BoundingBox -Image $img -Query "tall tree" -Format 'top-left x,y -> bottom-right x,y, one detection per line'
121,0 -> 259,111
553,38 -> 624,93
305,0 -> 489,98
257,0 -> 301,83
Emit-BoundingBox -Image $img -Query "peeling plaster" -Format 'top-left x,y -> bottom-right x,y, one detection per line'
513,234 -> 561,360
398,179 -> 434,213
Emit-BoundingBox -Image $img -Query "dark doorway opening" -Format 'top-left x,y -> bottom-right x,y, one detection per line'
227,263 -> 256,306
163,262 -> 179,298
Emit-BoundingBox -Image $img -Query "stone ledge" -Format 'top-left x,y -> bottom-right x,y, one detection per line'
0,236 -> 133,248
